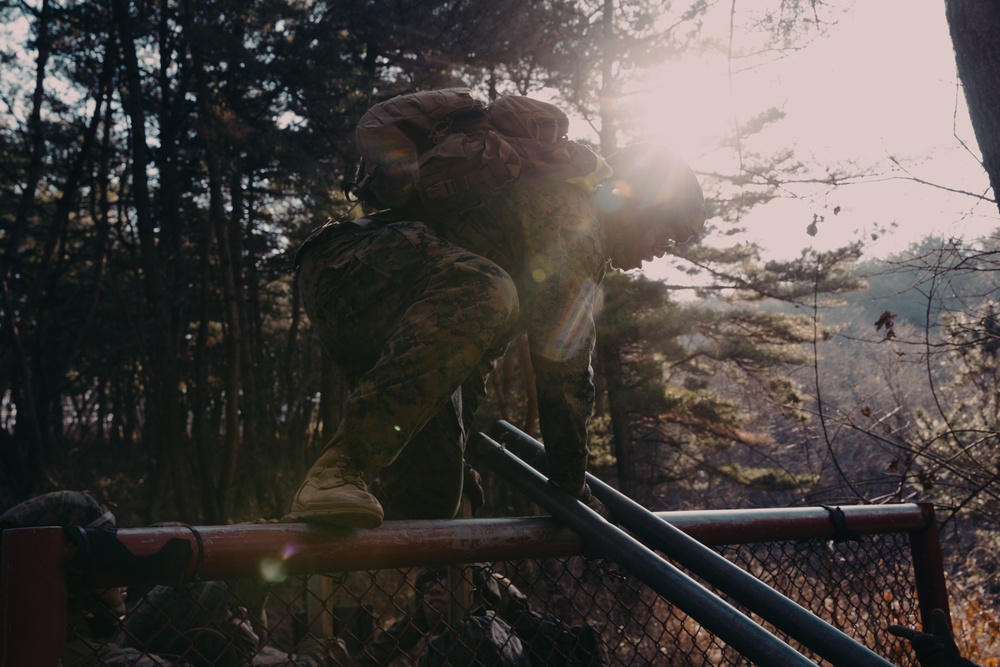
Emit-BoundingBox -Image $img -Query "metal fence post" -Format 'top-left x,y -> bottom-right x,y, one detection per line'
1,527 -> 68,666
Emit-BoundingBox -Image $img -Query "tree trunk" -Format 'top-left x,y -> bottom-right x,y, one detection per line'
203,96 -> 243,521
515,335 -> 539,436
3,0 -> 50,284
193,228 -> 222,524
182,0 -> 244,521
944,0 -> 1000,215
0,0 -> 52,496
598,0 -> 617,154
112,0 -> 184,524
598,342 -> 633,496
282,265 -> 307,479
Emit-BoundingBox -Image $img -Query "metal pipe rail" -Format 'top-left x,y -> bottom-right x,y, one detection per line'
55,507 -> 933,588
471,431 -> 820,667
2,498 -> 942,665
486,420 -> 898,667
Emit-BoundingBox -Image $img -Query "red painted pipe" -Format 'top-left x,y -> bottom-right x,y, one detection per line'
84,507 -> 929,587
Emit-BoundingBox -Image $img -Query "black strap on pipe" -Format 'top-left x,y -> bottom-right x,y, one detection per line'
471,431 -> 819,667
64,526 -> 194,585
489,420 -> 897,667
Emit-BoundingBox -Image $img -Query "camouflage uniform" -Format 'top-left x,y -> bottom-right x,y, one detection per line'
418,610 -> 530,667
63,637 -> 188,667
124,580 -> 348,667
438,176 -> 610,495
353,565 -> 506,666
352,593 -> 441,666
122,582 -> 259,667
253,642 -> 348,666
296,147 -> 611,518
355,563 -> 605,666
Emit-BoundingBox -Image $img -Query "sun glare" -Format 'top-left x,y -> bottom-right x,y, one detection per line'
620,0 -> 991,274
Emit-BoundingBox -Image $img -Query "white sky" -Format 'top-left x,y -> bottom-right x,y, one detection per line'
611,0 -> 996,265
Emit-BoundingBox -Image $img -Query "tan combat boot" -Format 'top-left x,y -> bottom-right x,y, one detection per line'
284,447 -> 384,528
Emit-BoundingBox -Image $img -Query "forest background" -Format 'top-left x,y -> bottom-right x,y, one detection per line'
2,0 -> 1000,653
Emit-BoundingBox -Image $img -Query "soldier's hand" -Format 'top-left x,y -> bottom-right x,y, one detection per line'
888,609 -> 978,667
463,463 -> 485,515
572,482 -> 615,523
298,635 -> 351,666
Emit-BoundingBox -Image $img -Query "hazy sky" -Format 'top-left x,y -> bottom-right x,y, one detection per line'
617,0 -> 995,263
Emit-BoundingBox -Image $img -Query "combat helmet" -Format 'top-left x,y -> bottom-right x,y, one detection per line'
0,490 -> 115,534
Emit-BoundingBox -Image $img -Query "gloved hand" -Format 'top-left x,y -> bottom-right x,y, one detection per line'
462,463 -> 486,515
570,482 -> 615,523
297,635 -> 352,666
888,608 -> 980,667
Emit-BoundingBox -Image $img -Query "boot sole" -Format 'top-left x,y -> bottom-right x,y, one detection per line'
280,506 -> 384,529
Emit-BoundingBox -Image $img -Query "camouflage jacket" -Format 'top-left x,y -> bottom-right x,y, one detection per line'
436,171 -> 610,492
63,634 -> 190,667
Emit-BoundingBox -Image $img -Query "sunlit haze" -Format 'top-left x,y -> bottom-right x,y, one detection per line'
593,0 -> 995,270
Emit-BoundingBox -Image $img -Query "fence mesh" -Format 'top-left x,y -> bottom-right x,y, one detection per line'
69,528 -> 921,666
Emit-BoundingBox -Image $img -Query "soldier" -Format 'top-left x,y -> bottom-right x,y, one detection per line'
417,612 -> 530,667
0,490 -> 184,666
122,581 -> 260,667
355,564 -> 607,666
285,136 -> 705,527
0,492 -> 345,666
123,580 -> 350,666
353,567 -> 452,666
355,565 -> 522,666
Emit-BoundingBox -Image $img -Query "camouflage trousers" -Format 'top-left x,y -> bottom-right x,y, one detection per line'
297,219 -> 519,519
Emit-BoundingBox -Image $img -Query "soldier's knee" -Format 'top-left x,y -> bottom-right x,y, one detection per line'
485,271 -> 519,328
451,257 -> 519,332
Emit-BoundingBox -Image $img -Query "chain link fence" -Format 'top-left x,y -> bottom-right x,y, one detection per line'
2,504 -> 939,666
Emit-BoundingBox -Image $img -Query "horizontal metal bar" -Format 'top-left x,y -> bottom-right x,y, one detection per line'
657,504 -> 929,545
107,516 -> 590,583
93,504 -> 929,586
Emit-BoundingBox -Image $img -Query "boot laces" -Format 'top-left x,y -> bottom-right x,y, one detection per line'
336,465 -> 365,487
315,456 -> 366,489
330,456 -> 365,489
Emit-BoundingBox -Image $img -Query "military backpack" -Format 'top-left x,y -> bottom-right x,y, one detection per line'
351,88 -> 595,219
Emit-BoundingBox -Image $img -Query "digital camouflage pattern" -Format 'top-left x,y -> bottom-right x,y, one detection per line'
123,579 -> 345,667
63,637 -> 191,667
252,641 -> 349,666
123,582 -> 259,667
297,216 -> 520,520
353,564 -> 510,665
441,169 -> 611,494
297,146 -> 610,517
419,611 -> 530,667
